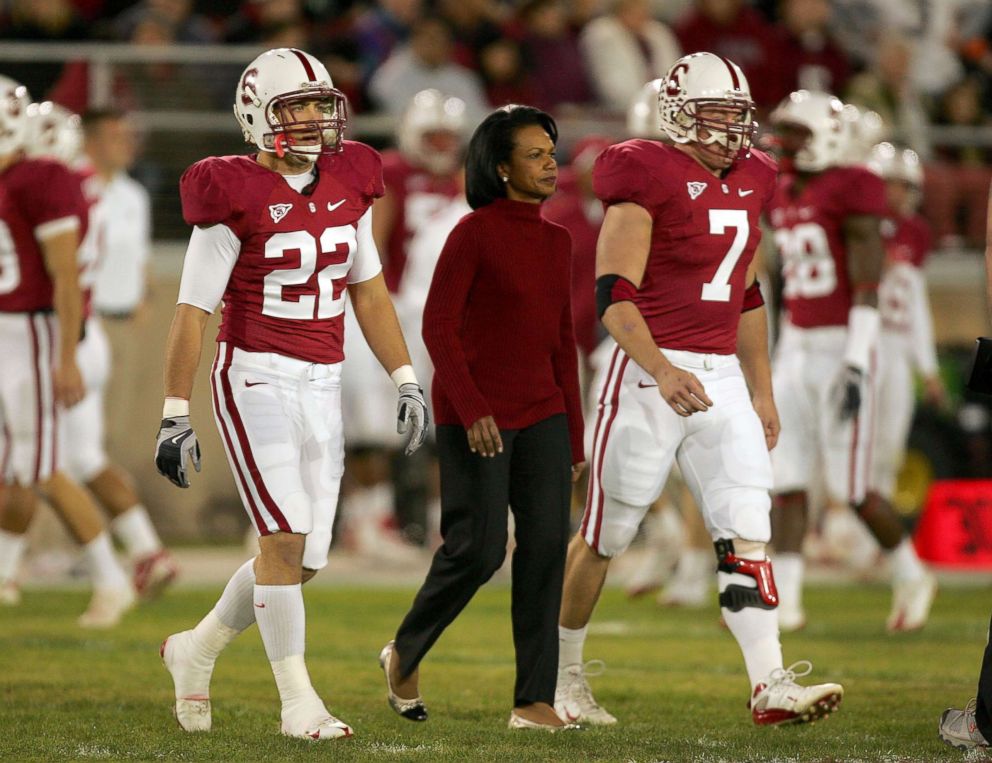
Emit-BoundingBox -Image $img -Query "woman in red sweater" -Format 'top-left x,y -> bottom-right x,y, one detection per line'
378,105 -> 585,731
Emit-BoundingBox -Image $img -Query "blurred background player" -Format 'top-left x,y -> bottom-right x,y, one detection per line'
4,101 -> 178,600
556,53 -> 843,728
766,90 -> 936,633
0,77 -> 134,627
340,88 -> 465,553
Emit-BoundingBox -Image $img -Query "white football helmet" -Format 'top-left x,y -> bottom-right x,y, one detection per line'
626,79 -> 665,139
26,101 -> 83,165
659,52 -> 755,162
0,75 -> 31,156
840,103 -> 886,165
867,141 -> 922,215
233,47 -> 347,159
770,90 -> 846,172
397,89 -> 466,175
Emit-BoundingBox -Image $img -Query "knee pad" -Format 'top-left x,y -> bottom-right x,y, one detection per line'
714,538 -> 778,612
590,494 -> 649,558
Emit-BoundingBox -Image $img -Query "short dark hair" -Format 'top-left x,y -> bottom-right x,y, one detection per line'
81,107 -> 127,136
464,104 -> 558,210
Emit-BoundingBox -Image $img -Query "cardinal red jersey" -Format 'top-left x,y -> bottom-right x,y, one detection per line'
879,212 -> 933,334
180,141 -> 385,364
769,165 -> 888,329
592,140 -> 778,355
380,150 -> 462,293
0,157 -> 88,312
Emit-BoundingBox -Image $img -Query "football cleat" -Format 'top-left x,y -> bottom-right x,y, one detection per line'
282,713 -> 353,740
379,641 -> 427,721
78,586 -> 135,629
555,661 -> 617,726
508,711 -> 580,731
161,630 -> 214,732
939,699 -> 990,750
133,550 -> 179,601
750,661 -> 843,726
0,579 -> 21,606
887,573 -> 937,632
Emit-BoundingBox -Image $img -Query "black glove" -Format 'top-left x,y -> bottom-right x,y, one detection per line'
397,383 -> 429,456
835,365 -> 863,422
155,415 -> 201,488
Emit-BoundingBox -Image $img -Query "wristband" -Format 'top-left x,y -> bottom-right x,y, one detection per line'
390,364 -> 419,389
843,305 -> 880,372
163,397 -> 190,417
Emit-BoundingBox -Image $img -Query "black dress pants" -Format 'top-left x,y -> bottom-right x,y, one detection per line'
393,413 -> 572,706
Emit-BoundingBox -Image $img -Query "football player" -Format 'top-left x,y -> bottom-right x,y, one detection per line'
4,101 -> 178,601
0,78 -> 135,627
155,48 -> 428,740
339,88 -> 465,555
555,53 -> 843,727
767,91 -> 935,633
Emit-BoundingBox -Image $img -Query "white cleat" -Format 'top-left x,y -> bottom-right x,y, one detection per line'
161,630 -> 214,732
777,603 -> 807,633
0,579 -> 21,606
78,586 -> 135,629
282,713 -> 353,740
555,661 -> 617,726
133,550 -> 179,601
750,661 -> 843,726
887,573 -> 937,632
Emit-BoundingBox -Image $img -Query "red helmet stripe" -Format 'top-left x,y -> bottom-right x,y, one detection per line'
716,55 -> 741,90
289,48 -> 317,81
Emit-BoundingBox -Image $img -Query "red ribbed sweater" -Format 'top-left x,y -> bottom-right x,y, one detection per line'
422,197 -> 585,462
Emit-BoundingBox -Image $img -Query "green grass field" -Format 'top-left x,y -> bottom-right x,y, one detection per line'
1,582 -> 988,762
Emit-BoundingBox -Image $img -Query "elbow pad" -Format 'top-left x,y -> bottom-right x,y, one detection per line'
741,280 -> 764,313
595,274 -> 638,319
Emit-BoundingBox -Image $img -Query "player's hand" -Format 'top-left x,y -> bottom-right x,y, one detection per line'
571,461 -> 586,483
655,365 -> 712,417
155,415 -> 201,488
467,416 -> 503,457
54,360 -> 85,408
751,394 -> 780,450
923,374 -> 948,410
397,382 -> 429,455
834,365 -> 863,422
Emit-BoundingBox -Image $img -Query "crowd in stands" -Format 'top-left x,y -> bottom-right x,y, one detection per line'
3,0 -> 992,247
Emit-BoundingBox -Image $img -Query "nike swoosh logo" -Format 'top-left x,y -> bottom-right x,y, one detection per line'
637,381 -> 658,389
327,199 -> 346,211
245,380 -> 267,388
167,432 -> 188,446
254,602 -> 266,608
738,189 -> 754,197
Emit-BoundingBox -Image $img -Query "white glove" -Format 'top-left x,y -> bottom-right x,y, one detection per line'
397,383 -> 429,455
155,415 -> 201,488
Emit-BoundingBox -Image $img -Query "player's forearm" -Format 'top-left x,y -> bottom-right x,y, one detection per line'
350,276 -> 412,375
737,306 -> 774,401
163,304 -> 210,401
602,301 -> 669,379
844,215 -> 883,308
51,276 -> 83,367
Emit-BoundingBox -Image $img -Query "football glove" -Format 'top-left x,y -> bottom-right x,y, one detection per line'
397,383 -> 429,456
834,365 -> 863,422
155,415 -> 201,488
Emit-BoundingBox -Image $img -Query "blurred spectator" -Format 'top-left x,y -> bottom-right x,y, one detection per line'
113,0 -> 216,44
516,0 -> 593,110
477,37 -> 540,108
435,0 -> 506,70
769,0 -> 850,103
316,38 -> 366,113
845,32 -> 931,159
924,76 -> 992,250
0,0 -> 89,100
674,0 -> 779,108
580,0 -> 681,113
353,0 -> 423,86
368,16 -> 489,121
224,0 -> 306,43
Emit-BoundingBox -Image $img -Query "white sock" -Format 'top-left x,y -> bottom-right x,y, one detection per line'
83,532 -> 129,590
772,552 -> 804,613
889,537 -> 927,583
214,559 -> 257,632
0,529 -> 27,582
720,550 -> 783,690
272,654 -> 325,724
110,505 -> 162,559
559,625 -> 587,668
191,610 -> 241,663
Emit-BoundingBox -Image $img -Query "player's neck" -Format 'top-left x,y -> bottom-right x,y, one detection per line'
257,150 -> 316,176
0,151 -> 22,173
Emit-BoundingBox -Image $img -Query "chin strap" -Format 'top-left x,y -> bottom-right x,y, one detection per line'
274,133 -> 288,158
